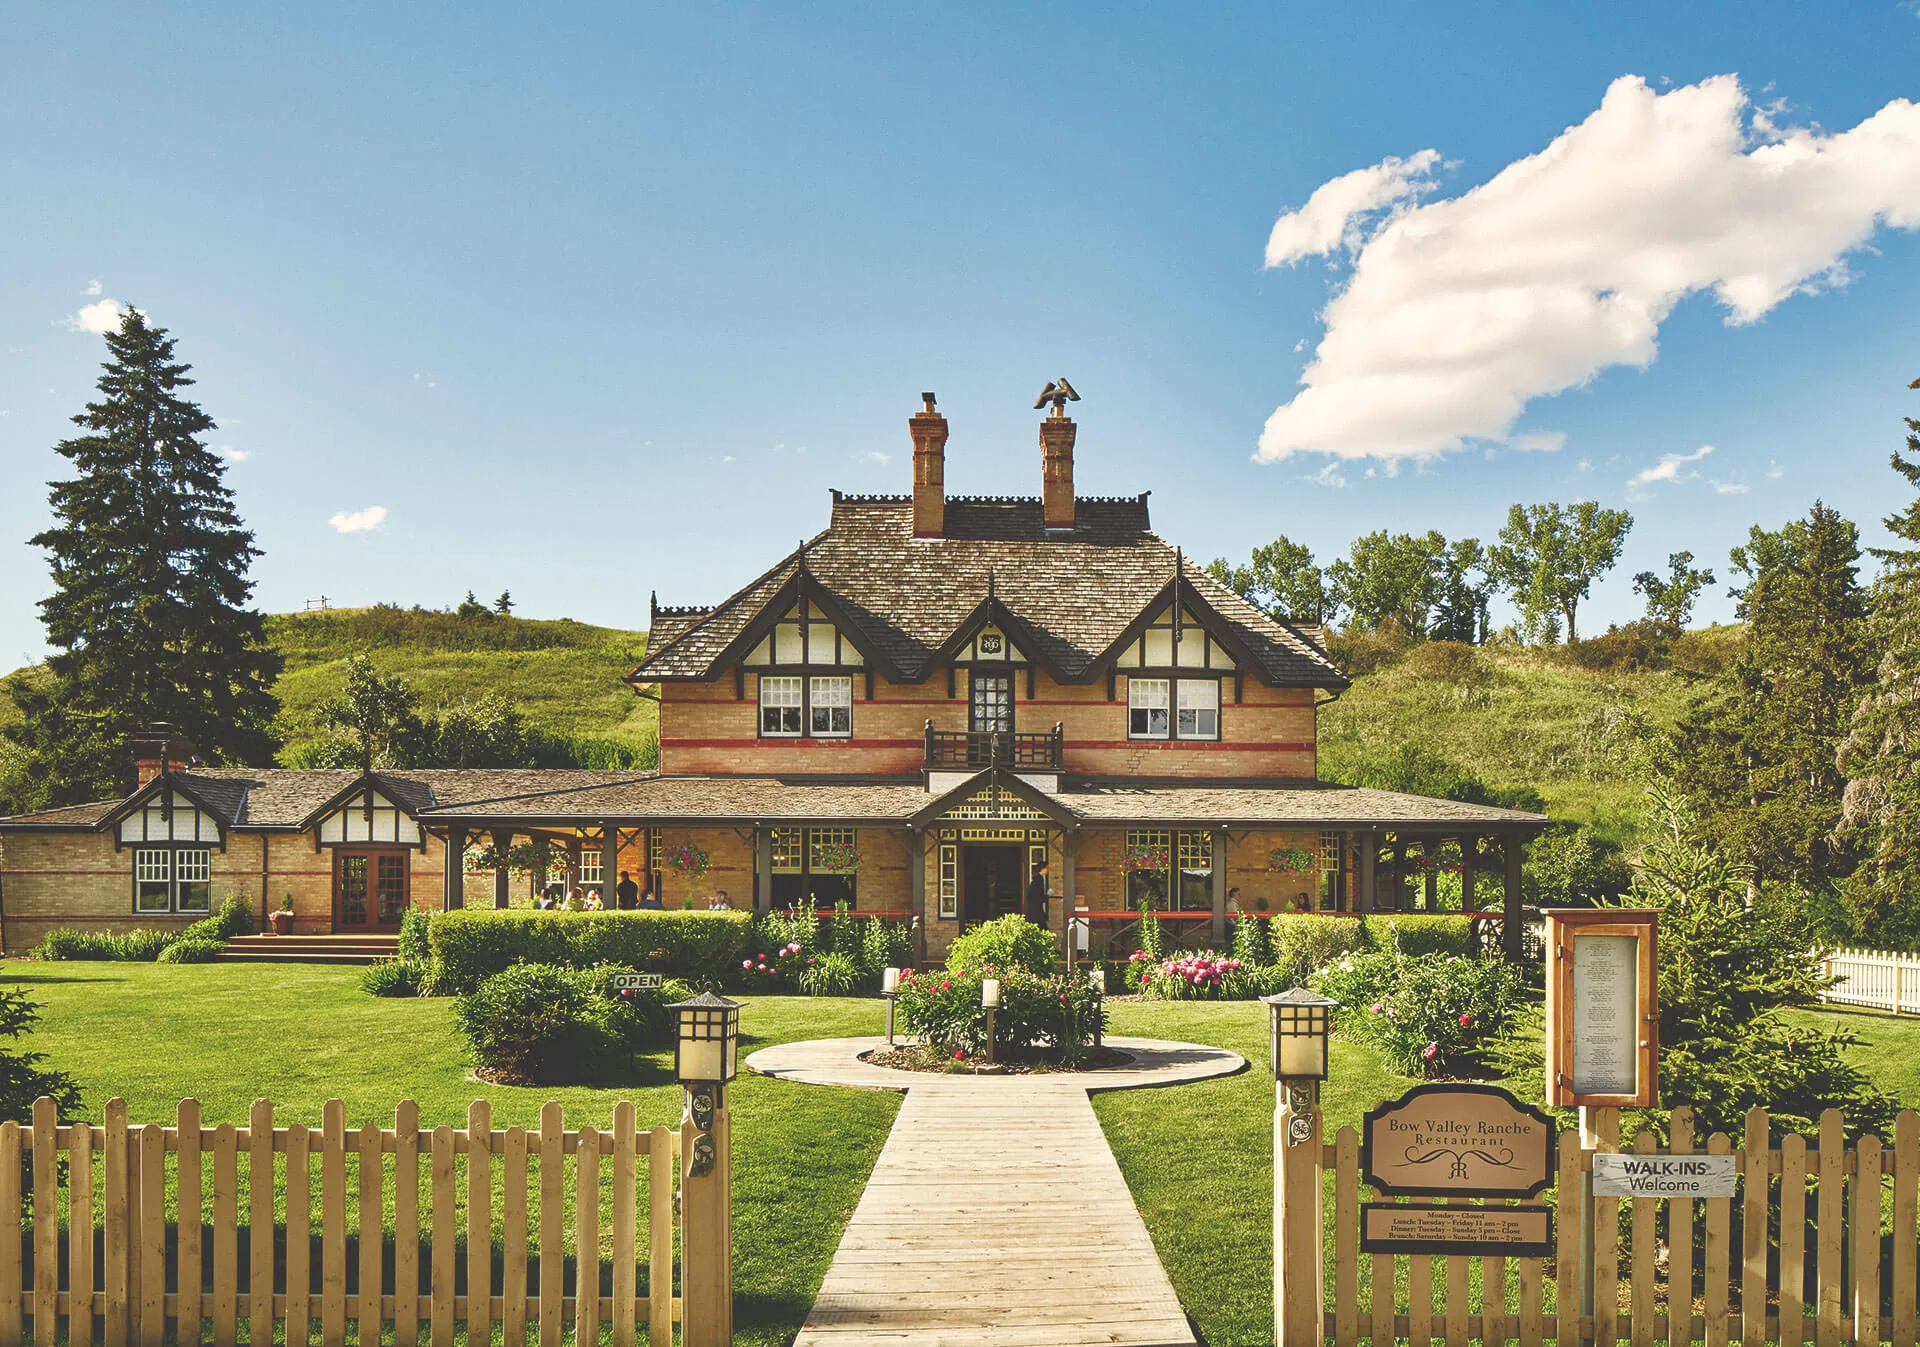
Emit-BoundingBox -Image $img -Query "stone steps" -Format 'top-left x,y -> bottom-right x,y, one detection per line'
218,934 -> 400,965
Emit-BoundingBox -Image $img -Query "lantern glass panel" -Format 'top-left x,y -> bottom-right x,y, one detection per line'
982,978 -> 1001,1008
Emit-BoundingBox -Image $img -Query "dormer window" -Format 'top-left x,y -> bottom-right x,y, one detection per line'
743,599 -> 866,667
759,674 -> 854,739
1128,676 -> 1220,741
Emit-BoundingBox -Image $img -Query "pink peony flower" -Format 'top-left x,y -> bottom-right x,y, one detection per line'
1459,1013 -> 1473,1026
1370,1003 -> 1384,1015
742,960 -> 753,969
953,1048 -> 967,1060
940,980 -> 953,992
1423,1042 -> 1439,1059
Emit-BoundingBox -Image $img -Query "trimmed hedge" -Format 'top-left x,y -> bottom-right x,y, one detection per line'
1264,915 -> 1369,982
428,909 -> 751,993
453,962 -> 685,1083
1371,914 -> 1474,958
157,938 -> 226,964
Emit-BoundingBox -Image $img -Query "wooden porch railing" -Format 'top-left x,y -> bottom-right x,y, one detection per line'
923,722 -> 1064,771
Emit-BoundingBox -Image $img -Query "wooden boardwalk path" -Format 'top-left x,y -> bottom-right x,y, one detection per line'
755,1037 -> 1244,1347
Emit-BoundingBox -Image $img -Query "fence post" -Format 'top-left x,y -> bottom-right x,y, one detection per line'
1274,1082 -> 1324,1347
679,1091 -> 733,1347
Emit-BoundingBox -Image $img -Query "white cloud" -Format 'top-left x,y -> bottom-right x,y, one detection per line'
1630,444 -> 1714,491
329,506 -> 388,534
861,451 -> 890,465
1509,431 -> 1566,453
1259,75 -> 1920,463
83,279 -> 102,297
1265,149 -> 1443,266
67,298 -> 123,334
1577,457 -> 1594,472
1305,461 -> 1348,488
1766,458 -> 1785,479
1713,480 -> 1750,494
216,445 -> 248,462
722,455 -> 734,464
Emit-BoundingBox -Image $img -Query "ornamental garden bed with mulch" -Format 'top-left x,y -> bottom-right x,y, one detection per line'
859,1043 -> 1134,1074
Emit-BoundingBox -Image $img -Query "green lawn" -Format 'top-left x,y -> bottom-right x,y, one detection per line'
11,963 -> 1918,1347
4,962 -> 897,1347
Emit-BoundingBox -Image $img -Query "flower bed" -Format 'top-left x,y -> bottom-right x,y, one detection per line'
894,964 -> 1105,1065
1132,949 -> 1247,1000
1309,947 -> 1525,1077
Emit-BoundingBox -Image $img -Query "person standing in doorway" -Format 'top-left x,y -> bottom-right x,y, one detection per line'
1025,857 -> 1051,928
616,870 -> 639,910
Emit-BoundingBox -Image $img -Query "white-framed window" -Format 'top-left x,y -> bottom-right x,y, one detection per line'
134,847 -> 212,913
579,849 -> 603,888
809,676 -> 853,737
759,675 -> 804,737
1128,678 -> 1170,738
938,844 -> 958,919
134,850 -> 172,913
175,849 -> 212,912
1177,679 -> 1220,740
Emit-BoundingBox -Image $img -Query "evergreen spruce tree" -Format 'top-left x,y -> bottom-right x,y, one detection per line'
1836,380 -> 1920,947
3,310 -> 280,810
1674,502 -> 1870,888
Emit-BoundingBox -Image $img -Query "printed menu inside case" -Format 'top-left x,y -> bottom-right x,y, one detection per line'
1571,933 -> 1639,1095
1360,1203 -> 1552,1257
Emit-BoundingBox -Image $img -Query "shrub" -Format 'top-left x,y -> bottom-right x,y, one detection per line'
35,929 -> 122,961
361,958 -> 427,996
945,916 -> 1054,976
0,987 -> 81,1126
428,909 -> 751,993
581,964 -> 685,1051
1311,948 -> 1526,1077
895,964 -> 1104,1065
1229,914 -> 1268,968
452,964 -> 617,1085
1401,640 -> 1486,684
156,938 -> 225,965
119,929 -> 180,962
1372,914 -> 1474,958
857,917 -> 913,982
181,896 -> 254,944
397,908 -> 436,962
1266,915 -> 1368,981
1137,950 -> 1248,1000
800,951 -> 865,997
1325,627 -> 1410,676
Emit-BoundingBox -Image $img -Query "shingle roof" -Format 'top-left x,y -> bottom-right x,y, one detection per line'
632,495 -> 1347,688
0,767 -> 1545,832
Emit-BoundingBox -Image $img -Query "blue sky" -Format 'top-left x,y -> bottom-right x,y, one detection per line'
4,2 -> 1919,664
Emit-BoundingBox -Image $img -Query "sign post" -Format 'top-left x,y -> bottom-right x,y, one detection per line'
1265,991 -> 1332,1347
1544,908 -> 1660,1344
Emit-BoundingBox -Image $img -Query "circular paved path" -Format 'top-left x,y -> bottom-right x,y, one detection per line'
745,1033 -> 1246,1094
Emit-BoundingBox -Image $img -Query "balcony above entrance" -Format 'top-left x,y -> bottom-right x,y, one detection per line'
924,722 -> 1063,794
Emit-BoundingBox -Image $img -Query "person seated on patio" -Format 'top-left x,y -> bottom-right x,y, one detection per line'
615,870 -> 639,910
1226,886 -> 1242,916
638,886 -> 665,910
706,889 -> 731,910
535,888 -> 557,911
562,887 -> 587,912
1290,892 -> 1311,914
582,889 -> 605,911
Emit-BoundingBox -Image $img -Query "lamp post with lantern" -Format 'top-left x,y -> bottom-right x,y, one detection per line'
1263,988 -> 1332,1347
668,990 -> 741,1347
981,978 -> 1001,1064
882,966 -> 901,1045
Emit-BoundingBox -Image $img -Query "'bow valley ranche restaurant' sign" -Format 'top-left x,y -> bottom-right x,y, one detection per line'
1360,1084 -> 1558,1258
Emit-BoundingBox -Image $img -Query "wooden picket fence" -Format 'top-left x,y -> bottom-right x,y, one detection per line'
1322,1106 -> 1920,1347
1823,948 -> 1920,1017
0,1095 -> 693,1347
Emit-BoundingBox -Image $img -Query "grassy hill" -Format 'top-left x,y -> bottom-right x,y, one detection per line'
1,606 -> 658,765
1317,627 -> 1743,844
4,605 -> 1733,844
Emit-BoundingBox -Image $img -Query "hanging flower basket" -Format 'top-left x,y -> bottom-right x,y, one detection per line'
1121,845 -> 1170,874
812,840 -> 863,872
663,842 -> 710,878
1267,846 -> 1316,875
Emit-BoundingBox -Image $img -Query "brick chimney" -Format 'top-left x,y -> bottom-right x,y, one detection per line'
130,723 -> 199,787
1041,407 -> 1076,531
910,392 -> 947,539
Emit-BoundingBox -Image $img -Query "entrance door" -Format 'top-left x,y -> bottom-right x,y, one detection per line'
334,849 -> 409,932
961,845 -> 1024,926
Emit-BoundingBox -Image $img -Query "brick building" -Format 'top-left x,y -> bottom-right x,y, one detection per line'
0,393 -> 1548,958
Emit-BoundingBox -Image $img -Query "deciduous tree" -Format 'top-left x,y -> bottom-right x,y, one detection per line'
1327,529 -> 1447,637
1487,501 -> 1633,643
1632,551 -> 1715,633
1205,536 -> 1331,622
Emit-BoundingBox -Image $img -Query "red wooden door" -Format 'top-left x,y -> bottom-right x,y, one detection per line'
334,849 -> 409,932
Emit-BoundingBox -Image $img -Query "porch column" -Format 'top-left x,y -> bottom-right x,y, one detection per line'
1062,831 -> 1078,967
1357,834 -> 1376,913
1391,839 -> 1406,912
444,825 -> 466,910
1502,833 -> 1525,963
754,826 -> 773,916
600,826 -> 618,904
1210,826 -> 1228,945
908,828 -> 927,965
1460,835 -> 1477,913
491,830 -> 513,909
567,836 -> 583,895
531,842 -> 548,902
1422,838 -> 1439,909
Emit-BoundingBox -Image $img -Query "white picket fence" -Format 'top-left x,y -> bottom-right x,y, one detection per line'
1822,945 -> 1920,1016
